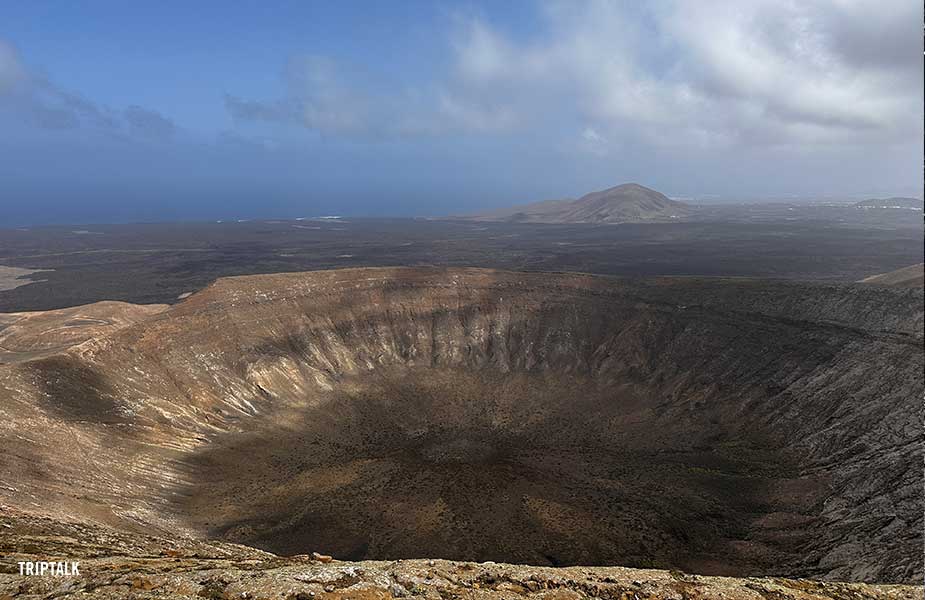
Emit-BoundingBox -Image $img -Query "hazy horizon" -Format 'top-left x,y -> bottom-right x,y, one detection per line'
3,188 -> 924,229
2,1 -> 922,226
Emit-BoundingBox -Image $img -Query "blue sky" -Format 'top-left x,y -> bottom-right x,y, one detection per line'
1,1 -> 922,225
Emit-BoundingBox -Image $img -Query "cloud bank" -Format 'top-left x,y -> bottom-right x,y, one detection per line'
0,39 -> 175,139
225,0 -> 921,152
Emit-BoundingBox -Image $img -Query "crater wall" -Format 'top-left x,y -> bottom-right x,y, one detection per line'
0,268 -> 920,582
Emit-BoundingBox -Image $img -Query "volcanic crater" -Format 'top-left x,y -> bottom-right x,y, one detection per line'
0,267 -> 921,583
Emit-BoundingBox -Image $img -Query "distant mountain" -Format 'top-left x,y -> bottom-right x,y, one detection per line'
854,197 -> 923,210
470,183 -> 691,224
858,263 -> 924,288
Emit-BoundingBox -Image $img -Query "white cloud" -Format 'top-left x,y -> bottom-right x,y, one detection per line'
0,40 -> 27,95
582,127 -> 604,144
0,37 -> 175,138
446,0 -> 923,148
222,1 -> 921,154
124,105 -> 176,139
225,51 -> 525,139
579,126 -> 610,157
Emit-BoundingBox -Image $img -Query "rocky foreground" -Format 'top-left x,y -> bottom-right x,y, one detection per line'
0,509 -> 920,600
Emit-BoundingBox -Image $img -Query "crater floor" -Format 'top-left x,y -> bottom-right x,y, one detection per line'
0,267 -> 921,585
178,367 -> 801,574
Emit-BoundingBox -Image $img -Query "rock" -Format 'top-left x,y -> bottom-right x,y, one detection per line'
131,576 -> 159,590
496,582 -> 527,594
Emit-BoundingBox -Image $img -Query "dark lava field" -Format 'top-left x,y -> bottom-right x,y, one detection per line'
0,206 -> 922,311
